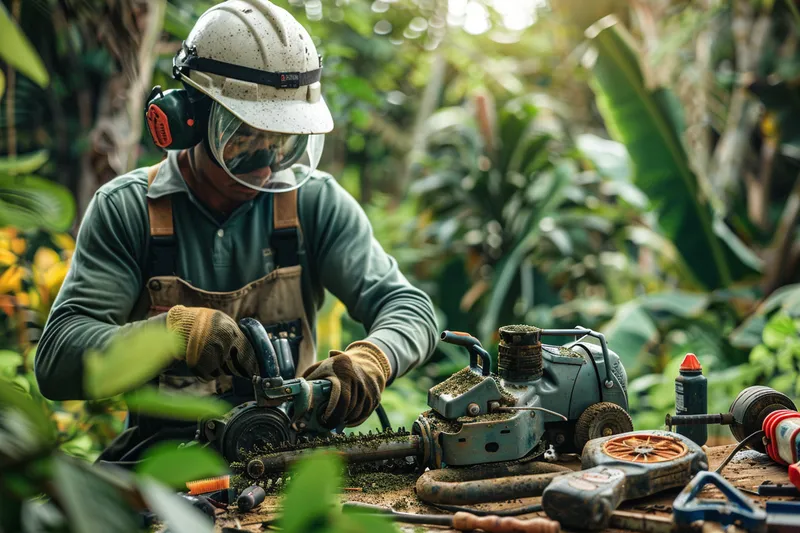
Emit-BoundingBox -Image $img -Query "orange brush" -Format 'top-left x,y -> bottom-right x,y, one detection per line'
186,475 -> 230,495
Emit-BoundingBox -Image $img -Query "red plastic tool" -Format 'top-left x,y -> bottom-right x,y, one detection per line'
762,409 -> 800,489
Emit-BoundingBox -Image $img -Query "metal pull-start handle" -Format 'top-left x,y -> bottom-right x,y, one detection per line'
440,330 -> 492,376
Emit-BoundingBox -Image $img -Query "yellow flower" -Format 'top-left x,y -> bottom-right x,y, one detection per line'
0,249 -> 17,266
28,288 -> 41,311
15,291 -> 30,308
51,412 -> 76,433
761,112 -> 779,139
34,247 -> 60,272
60,400 -> 86,413
42,262 -> 69,297
0,265 -> 24,294
0,295 -> 14,317
10,238 -> 26,256
0,228 -> 18,240
52,233 -> 75,252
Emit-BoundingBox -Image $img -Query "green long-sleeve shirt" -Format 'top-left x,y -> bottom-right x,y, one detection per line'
35,151 -> 438,400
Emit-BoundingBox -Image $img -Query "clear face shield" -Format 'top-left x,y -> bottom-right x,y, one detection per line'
207,102 -> 324,192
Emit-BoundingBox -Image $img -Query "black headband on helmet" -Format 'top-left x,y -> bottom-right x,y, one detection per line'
173,42 -> 322,90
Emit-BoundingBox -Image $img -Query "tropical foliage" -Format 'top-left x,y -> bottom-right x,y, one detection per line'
1,0 -> 800,529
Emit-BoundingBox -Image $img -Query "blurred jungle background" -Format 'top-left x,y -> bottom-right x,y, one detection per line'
1,0 -> 800,528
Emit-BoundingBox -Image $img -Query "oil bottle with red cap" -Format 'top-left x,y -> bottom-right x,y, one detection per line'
674,353 -> 708,446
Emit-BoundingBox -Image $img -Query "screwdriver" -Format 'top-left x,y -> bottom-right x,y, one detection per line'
342,502 -> 560,533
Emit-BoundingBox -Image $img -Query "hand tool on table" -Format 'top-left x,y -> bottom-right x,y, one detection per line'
541,430 -> 708,531
342,502 -> 561,533
666,386 -> 796,454
672,471 -> 767,533
239,324 -> 633,505
762,409 -> 800,490
236,484 -> 266,512
758,482 -> 800,497
765,501 -> 800,533
608,510 -> 675,533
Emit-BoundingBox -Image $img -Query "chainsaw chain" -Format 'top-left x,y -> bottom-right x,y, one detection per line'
250,426 -> 413,457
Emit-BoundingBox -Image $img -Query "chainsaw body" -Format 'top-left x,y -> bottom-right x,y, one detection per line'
412,326 -> 631,468
200,318 -> 333,463
241,323 -> 633,479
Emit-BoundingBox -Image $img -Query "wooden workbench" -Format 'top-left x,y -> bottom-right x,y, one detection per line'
214,444 -> 797,532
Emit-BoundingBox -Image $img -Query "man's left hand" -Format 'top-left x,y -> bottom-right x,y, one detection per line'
302,341 -> 391,428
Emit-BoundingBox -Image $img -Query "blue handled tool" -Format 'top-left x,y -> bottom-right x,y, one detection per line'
766,501 -> 800,532
673,471 -> 766,533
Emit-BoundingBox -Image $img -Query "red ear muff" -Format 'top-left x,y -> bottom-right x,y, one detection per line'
146,104 -> 174,149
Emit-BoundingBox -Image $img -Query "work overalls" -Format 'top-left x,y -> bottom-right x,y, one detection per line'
97,159 -> 317,464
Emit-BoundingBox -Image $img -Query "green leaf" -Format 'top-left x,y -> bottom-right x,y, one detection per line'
337,76 -> 379,105
0,69 -> 5,99
0,350 -> 23,378
0,378 -> 54,445
601,301 -> 659,371
0,4 -> 49,87
0,150 -> 49,174
84,326 -> 182,399
576,133 -> 631,181
750,344 -> 776,375
52,456 -> 141,533
0,174 -> 75,232
163,3 -> 194,39
763,314 -> 797,350
278,450 -> 343,533
731,284 -> 800,349
712,216 -> 764,273
583,16 -> 755,290
60,434 -> 95,460
637,291 -> 709,317
771,372 -> 796,395
730,316 -> 768,350
136,442 -> 228,489
123,386 -> 229,421
339,512 -> 399,533
138,476 -> 213,533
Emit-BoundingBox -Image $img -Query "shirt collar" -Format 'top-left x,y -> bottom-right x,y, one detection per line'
146,151 -> 190,199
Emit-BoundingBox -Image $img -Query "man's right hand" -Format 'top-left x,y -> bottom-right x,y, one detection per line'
166,306 -> 259,379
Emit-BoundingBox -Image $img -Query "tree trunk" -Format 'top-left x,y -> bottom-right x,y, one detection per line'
77,0 -> 166,218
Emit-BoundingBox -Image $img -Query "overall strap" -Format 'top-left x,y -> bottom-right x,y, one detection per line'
271,189 -> 300,267
146,161 -> 177,277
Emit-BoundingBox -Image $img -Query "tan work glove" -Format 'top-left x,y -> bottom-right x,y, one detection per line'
166,305 -> 259,380
302,341 -> 392,429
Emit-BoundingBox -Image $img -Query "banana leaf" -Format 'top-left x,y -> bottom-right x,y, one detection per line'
0,3 -> 49,88
583,16 -> 758,290
0,174 -> 75,232
0,149 -> 48,174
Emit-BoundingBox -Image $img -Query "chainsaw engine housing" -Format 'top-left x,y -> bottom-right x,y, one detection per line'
413,325 -> 631,468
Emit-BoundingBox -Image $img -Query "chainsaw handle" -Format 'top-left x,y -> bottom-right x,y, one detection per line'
239,318 -> 280,378
541,328 -> 614,388
440,331 -> 491,376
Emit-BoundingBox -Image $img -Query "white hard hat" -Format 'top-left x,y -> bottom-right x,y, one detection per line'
174,0 -> 333,135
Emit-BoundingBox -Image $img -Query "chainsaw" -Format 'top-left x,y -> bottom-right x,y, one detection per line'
209,321 -> 633,486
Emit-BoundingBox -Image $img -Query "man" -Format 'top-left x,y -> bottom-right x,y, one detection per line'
34,0 -> 438,461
